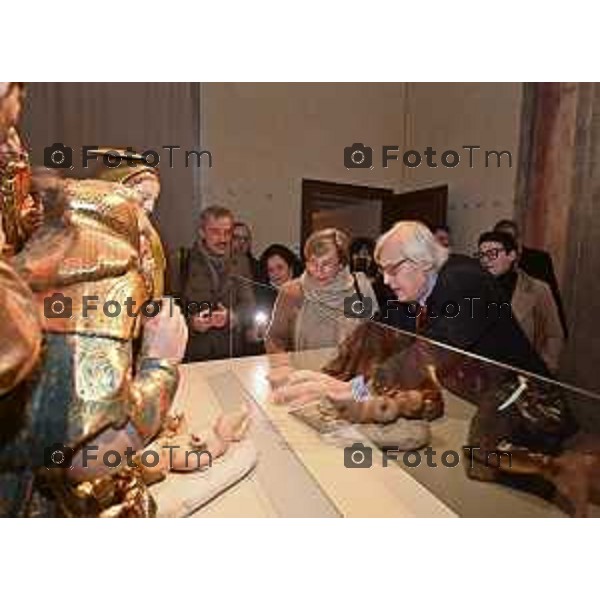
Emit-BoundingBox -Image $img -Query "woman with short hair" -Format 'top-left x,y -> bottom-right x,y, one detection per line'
265,228 -> 379,353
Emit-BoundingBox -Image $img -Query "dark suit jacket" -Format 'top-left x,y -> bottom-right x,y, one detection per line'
372,255 -> 550,391
519,246 -> 568,338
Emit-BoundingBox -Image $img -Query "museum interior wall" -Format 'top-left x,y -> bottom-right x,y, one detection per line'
22,82 -> 522,256
405,82 -> 523,254
201,82 -> 523,255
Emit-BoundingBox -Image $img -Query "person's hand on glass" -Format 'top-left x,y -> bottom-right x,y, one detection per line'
271,370 -> 352,408
266,353 -> 294,389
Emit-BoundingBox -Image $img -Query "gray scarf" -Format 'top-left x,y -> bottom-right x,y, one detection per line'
294,266 -> 360,351
197,242 -> 228,293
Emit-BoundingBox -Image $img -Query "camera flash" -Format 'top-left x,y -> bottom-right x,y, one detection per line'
254,311 -> 268,325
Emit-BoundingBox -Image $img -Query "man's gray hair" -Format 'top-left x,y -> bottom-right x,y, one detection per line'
198,205 -> 234,229
375,221 -> 449,272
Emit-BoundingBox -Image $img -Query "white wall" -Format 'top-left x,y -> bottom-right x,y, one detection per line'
200,82 -> 523,255
405,82 -> 523,253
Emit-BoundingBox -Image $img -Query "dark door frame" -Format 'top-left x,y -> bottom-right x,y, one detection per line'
384,184 -> 448,232
301,179 -> 448,249
301,179 -> 394,249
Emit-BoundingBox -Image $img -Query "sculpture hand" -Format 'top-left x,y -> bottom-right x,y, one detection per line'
161,411 -> 186,437
142,301 -> 188,362
20,195 -> 44,237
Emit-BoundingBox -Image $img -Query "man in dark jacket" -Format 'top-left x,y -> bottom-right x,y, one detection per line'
172,206 -> 255,362
494,219 -> 568,338
367,222 -> 549,392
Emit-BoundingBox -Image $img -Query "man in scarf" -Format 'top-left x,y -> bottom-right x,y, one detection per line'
173,205 -> 255,362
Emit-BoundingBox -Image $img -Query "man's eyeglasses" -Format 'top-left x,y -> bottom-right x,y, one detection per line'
377,258 -> 413,277
475,248 -> 506,261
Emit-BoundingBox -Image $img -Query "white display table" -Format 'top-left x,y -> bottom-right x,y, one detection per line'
157,353 -> 596,518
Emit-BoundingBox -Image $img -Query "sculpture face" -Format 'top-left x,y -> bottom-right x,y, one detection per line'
0,85 -> 23,140
126,172 -> 160,214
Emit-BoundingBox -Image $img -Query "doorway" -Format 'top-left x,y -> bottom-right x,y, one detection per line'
301,179 -> 448,247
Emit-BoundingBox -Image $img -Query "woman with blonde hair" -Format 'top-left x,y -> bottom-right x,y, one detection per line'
266,228 -> 379,353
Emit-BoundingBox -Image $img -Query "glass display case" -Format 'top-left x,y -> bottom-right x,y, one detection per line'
206,277 -> 600,517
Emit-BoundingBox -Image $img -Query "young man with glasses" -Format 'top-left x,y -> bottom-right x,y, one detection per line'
477,231 -> 563,373
494,219 -> 567,338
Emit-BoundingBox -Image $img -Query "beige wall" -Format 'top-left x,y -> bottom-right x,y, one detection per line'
200,82 -> 523,256
406,83 -> 524,254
